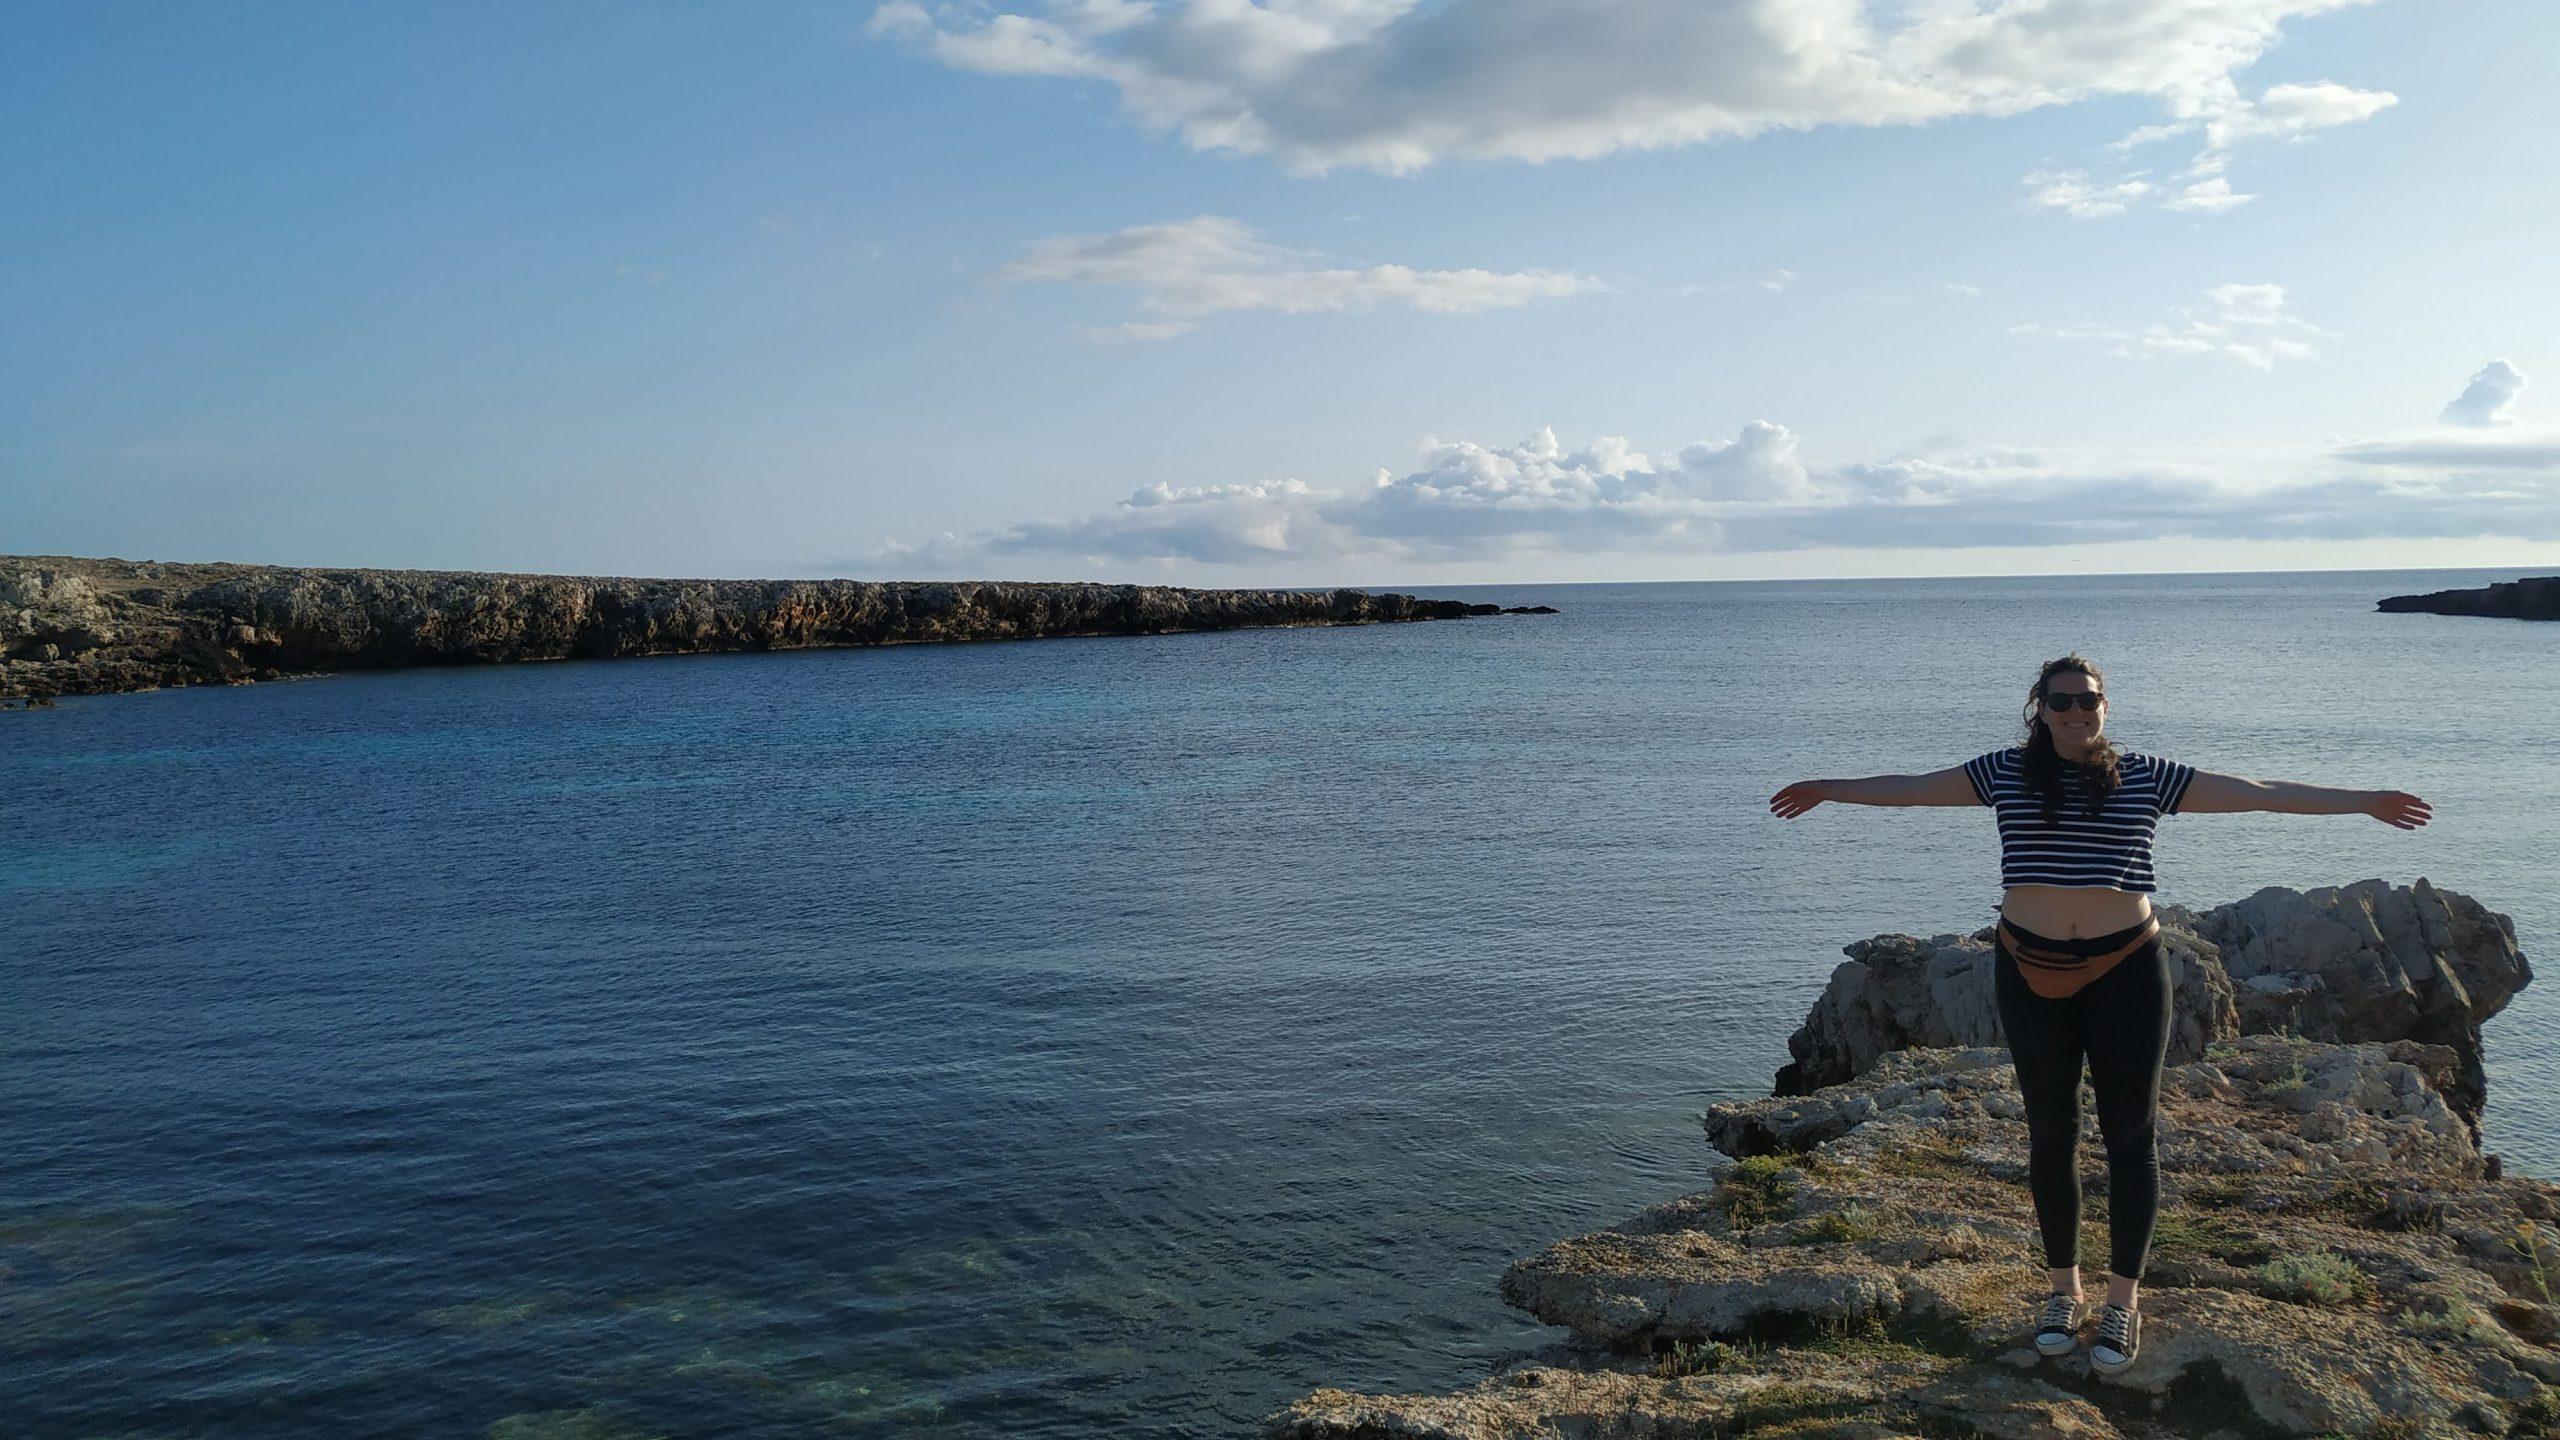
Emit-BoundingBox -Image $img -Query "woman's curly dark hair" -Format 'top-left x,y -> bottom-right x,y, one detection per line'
2018,652 -> 2122,823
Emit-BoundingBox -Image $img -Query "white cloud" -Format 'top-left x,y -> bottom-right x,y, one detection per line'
2013,282 -> 2328,369
2160,176 -> 2254,212
2439,360 -> 2528,428
874,414 -> 2560,572
872,0 -> 2394,184
2106,121 -> 2195,154
2022,169 -> 2152,219
996,215 -> 1600,336
2204,81 -> 2399,150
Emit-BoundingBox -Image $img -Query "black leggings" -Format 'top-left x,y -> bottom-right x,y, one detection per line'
1992,918 -> 2173,1282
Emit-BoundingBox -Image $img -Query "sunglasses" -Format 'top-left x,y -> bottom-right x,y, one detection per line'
2043,692 -> 2105,712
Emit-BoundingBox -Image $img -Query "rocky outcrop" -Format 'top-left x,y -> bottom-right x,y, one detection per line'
1772,880 -> 2528,1140
1270,1035 -> 2560,1440
2378,576 -> 2560,621
0,555 -> 1534,698
1266,887 -> 2548,1440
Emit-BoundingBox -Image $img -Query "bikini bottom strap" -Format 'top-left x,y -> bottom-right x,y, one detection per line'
2000,915 -> 2160,972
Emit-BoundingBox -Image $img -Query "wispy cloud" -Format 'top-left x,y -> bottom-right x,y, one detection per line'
995,215 -> 1601,339
2012,283 -> 2329,370
1677,268 -> 1798,298
872,0 -> 2397,197
2049,78 -> 2397,218
2022,170 -> 2154,219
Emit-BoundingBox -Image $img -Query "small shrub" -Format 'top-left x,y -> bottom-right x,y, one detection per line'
2509,1220 -> 2555,1303
1712,1155 -> 1803,1232
1651,1337 -> 1746,1378
1791,1204 -> 1880,1246
2396,1296 -> 2503,1345
2257,1250 -> 2374,1305
2262,1061 -> 2310,1095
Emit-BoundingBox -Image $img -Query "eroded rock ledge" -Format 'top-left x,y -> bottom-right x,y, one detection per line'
1268,883 -> 2553,1440
0,555 -> 1532,698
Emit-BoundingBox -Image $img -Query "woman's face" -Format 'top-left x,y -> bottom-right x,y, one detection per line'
2039,671 -> 2106,754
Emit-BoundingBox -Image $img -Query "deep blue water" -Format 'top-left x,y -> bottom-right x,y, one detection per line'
6,568 -> 2556,1439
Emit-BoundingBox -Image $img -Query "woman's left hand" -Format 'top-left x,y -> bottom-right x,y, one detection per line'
2361,791 -> 2432,829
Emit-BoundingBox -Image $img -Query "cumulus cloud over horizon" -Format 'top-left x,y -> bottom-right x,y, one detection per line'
2440,360 -> 2528,427
995,215 -> 1601,338
875,415 -> 2560,572
871,0 -> 2394,199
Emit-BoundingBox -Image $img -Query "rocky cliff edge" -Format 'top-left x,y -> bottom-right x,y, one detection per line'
1267,881 -> 2552,1440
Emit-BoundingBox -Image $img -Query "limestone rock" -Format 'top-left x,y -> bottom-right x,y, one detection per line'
2172,878 -> 2530,1137
1773,927 -> 2235,1098
1774,881 -> 2527,1140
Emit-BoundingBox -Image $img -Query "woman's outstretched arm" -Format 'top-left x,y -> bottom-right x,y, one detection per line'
1771,765 -> 1978,817
2175,770 -> 2432,828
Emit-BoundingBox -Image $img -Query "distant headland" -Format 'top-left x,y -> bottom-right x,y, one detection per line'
0,555 -> 1556,700
2377,575 -> 2560,621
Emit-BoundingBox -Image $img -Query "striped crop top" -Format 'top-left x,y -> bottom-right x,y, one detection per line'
1963,747 -> 2198,893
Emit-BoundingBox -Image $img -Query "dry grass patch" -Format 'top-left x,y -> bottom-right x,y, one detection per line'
1872,1136 -> 1979,1184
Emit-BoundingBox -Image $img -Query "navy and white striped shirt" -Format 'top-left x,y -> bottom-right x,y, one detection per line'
1964,747 -> 2198,893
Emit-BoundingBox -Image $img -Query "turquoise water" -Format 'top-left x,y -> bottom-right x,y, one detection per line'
5,568 -> 2555,1438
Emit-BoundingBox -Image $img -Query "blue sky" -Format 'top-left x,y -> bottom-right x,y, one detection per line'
6,0 -> 2558,584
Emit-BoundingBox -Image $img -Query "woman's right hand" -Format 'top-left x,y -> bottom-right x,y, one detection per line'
1769,780 -> 1831,819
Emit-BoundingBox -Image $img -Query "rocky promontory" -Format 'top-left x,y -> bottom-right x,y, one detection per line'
0,555 -> 1532,699
1268,880 -> 2553,1440
2378,577 -> 2560,621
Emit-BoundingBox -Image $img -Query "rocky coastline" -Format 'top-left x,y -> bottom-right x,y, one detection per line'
2377,577 -> 2560,621
1268,879 -> 2553,1440
0,555 -> 1543,699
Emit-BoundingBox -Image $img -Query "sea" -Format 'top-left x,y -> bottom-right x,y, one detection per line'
5,567 -> 2556,1439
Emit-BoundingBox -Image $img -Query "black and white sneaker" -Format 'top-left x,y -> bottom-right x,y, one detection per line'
2033,1292 -> 2083,1356
2090,1303 -> 2141,1374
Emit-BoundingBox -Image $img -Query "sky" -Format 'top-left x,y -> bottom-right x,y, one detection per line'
5,0 -> 2558,586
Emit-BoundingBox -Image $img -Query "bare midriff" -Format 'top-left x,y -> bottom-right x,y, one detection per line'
1999,883 -> 2155,939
